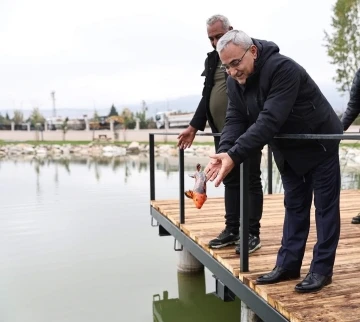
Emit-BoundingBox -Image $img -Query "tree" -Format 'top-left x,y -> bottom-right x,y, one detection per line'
324,0 -> 360,94
138,100 -> 148,129
121,107 -> 136,129
5,113 -> 10,121
91,109 -> 100,137
0,113 -> 7,124
108,104 -> 119,117
135,100 -> 148,129
146,116 -> 157,129
60,117 -> 69,141
29,107 -> 45,126
13,109 -> 24,125
93,109 -> 100,121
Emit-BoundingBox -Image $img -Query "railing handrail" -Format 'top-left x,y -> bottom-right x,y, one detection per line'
149,131 -> 360,139
149,131 -> 360,273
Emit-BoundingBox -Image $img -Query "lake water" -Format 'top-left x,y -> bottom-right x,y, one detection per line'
1,152 -> 360,322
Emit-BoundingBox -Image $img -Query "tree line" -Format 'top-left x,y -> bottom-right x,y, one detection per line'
0,100 -> 157,129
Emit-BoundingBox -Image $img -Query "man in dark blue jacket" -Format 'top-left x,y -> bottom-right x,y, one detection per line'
205,30 -> 343,293
341,68 -> 360,224
178,15 -> 263,254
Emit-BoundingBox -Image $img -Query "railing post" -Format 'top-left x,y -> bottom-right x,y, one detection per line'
149,134 -> 155,200
240,159 -> 249,272
179,148 -> 185,224
267,145 -> 273,195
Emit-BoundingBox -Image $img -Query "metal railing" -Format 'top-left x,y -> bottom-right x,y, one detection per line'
149,131 -> 360,273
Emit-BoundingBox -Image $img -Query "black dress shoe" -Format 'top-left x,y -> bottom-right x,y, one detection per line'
256,266 -> 300,285
351,214 -> 360,224
295,272 -> 332,293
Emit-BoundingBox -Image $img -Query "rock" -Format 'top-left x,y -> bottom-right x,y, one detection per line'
61,147 -> 71,155
35,147 -> 47,155
113,147 -> 126,156
184,147 -> 195,155
127,141 -> 140,154
168,148 -> 178,157
140,144 -> 149,152
101,145 -> 126,157
22,146 -> 35,154
102,145 -> 115,153
50,147 -> 62,154
71,147 -> 82,154
79,148 -> 90,155
194,147 -> 207,156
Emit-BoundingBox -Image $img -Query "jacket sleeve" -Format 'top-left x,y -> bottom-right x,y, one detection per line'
227,60 -> 301,165
341,69 -> 360,131
189,59 -> 208,131
217,80 -> 248,153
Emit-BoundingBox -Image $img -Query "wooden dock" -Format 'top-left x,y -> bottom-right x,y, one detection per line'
151,190 -> 360,322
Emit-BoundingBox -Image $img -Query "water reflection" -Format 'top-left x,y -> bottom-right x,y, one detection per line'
1,153 -> 360,192
153,271 -> 241,322
1,152 -> 360,322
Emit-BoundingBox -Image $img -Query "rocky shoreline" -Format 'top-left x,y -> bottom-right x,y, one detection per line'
0,142 -> 216,158
1,142 -> 360,169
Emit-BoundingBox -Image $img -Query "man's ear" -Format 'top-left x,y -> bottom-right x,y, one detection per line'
252,45 -> 258,59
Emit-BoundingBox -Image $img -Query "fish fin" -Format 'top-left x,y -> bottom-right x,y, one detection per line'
184,190 -> 193,199
188,174 -> 195,178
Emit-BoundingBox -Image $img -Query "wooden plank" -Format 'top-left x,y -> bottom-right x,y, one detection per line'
151,190 -> 360,322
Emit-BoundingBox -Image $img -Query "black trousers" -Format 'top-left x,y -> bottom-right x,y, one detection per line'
215,138 -> 263,237
275,150 -> 341,276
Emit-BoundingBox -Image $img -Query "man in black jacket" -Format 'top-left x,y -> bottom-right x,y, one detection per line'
177,15 -> 263,254
341,68 -> 360,224
205,30 -> 343,293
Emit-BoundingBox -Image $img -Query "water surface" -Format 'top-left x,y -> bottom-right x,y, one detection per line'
1,152 -> 360,322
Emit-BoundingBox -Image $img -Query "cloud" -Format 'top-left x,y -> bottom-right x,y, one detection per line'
0,0 -> 345,112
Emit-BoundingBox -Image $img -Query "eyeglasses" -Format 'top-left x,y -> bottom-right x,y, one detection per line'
220,46 -> 251,72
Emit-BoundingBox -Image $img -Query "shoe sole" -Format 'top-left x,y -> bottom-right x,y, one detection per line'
209,240 -> 239,249
235,242 -> 262,254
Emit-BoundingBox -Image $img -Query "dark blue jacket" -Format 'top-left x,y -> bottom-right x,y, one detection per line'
218,39 -> 343,176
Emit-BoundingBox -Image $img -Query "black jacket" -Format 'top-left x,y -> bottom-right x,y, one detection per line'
190,50 -> 227,133
341,68 -> 360,131
218,39 -> 343,176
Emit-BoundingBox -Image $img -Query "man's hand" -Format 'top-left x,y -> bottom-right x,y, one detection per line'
204,158 -> 222,182
207,153 -> 235,187
177,126 -> 198,149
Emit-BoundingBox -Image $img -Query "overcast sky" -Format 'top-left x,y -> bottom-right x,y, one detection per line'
0,0 -> 348,113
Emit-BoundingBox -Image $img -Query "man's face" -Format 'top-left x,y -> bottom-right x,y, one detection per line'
207,20 -> 229,49
219,42 -> 257,85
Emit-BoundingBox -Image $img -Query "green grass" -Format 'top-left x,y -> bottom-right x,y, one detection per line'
340,142 -> 360,148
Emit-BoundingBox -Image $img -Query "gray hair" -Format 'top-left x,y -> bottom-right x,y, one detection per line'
206,14 -> 231,30
216,30 -> 253,53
